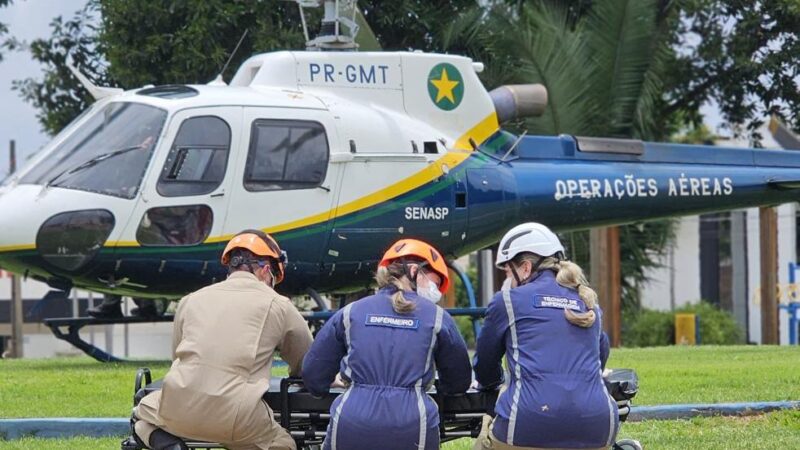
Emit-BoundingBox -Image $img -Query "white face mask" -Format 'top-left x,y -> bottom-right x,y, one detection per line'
417,273 -> 443,303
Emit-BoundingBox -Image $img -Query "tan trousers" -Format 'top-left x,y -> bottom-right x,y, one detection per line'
472,415 -> 609,450
134,391 -> 295,450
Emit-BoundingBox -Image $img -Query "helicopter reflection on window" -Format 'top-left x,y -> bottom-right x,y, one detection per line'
244,119 -> 329,191
136,205 -> 213,247
20,102 -> 167,199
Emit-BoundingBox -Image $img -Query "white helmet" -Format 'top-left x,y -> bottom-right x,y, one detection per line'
495,222 -> 565,268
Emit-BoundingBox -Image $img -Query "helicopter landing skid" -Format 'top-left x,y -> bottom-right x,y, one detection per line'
42,315 -> 175,363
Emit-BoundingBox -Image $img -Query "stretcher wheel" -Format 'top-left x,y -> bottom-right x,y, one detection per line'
120,436 -> 144,450
614,439 -> 643,450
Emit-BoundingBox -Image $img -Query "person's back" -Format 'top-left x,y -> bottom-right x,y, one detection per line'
473,223 -> 618,450
134,230 -> 311,450
302,239 -> 471,450
476,271 -> 616,448
157,272 -> 309,444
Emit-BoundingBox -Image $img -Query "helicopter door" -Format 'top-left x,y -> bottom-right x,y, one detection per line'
326,151 -> 452,281
224,108 -> 339,292
112,107 -> 239,295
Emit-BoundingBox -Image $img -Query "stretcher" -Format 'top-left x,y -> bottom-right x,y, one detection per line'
120,368 -> 640,450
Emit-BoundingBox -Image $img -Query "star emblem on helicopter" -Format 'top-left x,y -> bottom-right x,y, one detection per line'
428,63 -> 464,111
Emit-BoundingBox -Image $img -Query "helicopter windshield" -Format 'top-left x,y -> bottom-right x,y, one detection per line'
20,102 -> 167,199
478,130 -> 518,159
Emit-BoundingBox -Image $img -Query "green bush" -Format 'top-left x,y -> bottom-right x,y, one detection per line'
622,308 -> 674,347
455,315 -> 476,348
622,301 -> 745,347
677,301 -> 745,345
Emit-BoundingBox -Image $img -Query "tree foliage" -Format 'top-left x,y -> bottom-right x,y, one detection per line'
10,3 -> 104,135
666,0 -> 800,141
0,0 -> 13,62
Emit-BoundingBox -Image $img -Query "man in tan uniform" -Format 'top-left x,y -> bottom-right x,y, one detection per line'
133,230 -> 313,450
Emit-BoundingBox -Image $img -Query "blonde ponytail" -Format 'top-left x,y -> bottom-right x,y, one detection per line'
375,264 -> 416,313
526,256 -> 598,328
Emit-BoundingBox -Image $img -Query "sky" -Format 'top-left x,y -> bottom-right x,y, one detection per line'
0,0 -> 88,177
0,1 -> 748,179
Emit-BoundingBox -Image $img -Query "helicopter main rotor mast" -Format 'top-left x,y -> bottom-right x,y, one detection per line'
290,0 -> 363,51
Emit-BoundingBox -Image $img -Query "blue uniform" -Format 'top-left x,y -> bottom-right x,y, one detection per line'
474,270 -> 619,448
302,287 -> 471,450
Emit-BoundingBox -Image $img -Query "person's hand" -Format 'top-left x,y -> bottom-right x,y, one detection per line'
330,373 -> 350,389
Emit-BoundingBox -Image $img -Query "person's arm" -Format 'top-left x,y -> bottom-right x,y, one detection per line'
279,300 -> 314,377
171,296 -> 188,360
434,311 -> 472,395
473,292 -> 508,389
302,309 -> 347,397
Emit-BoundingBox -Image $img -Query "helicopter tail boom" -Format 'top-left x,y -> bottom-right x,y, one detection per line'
500,134 -> 800,232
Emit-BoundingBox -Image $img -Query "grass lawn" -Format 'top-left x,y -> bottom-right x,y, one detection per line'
1,346 -> 799,449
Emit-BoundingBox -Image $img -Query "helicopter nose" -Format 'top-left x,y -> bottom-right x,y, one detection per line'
0,185 -> 116,273
0,185 -> 37,271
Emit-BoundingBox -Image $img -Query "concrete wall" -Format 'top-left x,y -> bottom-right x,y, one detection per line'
640,216 -> 701,311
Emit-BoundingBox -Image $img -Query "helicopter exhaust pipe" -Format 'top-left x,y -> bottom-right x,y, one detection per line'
490,84 -> 548,123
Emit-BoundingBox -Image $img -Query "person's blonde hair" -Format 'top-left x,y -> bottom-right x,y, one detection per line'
511,253 -> 598,327
375,261 -> 417,313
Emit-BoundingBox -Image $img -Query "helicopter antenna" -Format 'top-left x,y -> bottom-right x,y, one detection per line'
501,130 -> 528,162
216,29 -> 250,83
298,3 -> 310,42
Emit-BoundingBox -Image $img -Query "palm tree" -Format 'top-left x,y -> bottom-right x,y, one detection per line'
438,0 -> 679,314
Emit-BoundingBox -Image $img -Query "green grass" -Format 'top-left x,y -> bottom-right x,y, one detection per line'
1,346 -> 799,449
608,346 -> 800,405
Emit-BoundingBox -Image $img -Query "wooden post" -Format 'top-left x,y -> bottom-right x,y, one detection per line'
9,140 -> 24,358
477,249 -> 495,306
759,206 -> 779,344
590,226 -> 622,347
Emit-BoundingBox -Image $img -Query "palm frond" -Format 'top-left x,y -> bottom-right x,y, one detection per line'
585,0 -> 661,137
504,2 -> 601,136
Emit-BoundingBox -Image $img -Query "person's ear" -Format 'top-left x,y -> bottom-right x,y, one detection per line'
409,264 -> 419,280
521,260 -> 533,278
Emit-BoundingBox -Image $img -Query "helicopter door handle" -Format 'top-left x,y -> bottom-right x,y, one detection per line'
210,192 -> 225,198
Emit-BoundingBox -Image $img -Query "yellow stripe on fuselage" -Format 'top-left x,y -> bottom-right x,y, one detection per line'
0,243 -> 36,252
454,113 -> 499,150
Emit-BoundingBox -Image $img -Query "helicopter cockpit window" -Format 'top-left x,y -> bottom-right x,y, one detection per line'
478,130 -> 517,158
19,102 -> 167,199
244,119 -> 329,191
136,205 -> 213,246
157,116 -> 231,197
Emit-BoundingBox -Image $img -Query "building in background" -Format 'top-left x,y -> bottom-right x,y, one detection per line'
640,129 -> 796,344
0,272 -> 172,359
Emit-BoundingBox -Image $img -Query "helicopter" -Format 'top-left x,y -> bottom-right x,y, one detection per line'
0,0 -> 798,308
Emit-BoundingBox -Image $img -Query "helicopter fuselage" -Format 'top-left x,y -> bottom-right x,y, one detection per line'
0,51 -> 798,299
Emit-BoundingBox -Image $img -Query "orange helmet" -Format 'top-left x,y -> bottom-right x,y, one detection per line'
221,230 -> 286,284
379,239 -> 450,293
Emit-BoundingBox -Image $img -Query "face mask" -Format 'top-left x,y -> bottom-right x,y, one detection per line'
258,264 -> 275,288
417,273 -> 443,303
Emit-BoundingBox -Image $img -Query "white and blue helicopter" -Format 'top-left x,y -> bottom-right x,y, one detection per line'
0,0 -> 798,311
